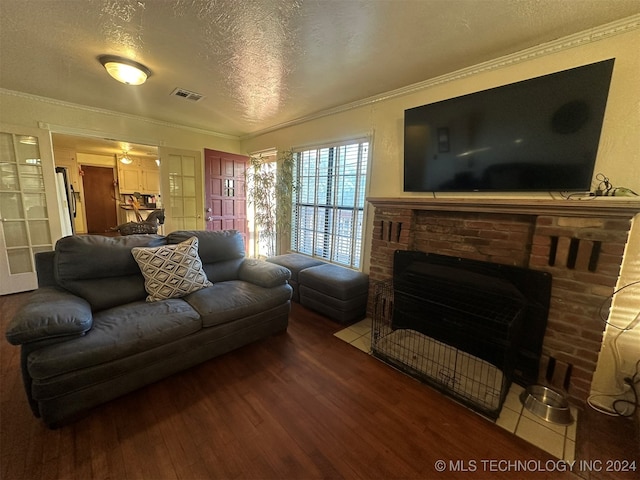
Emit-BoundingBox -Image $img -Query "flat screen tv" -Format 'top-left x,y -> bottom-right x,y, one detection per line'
404,59 -> 615,192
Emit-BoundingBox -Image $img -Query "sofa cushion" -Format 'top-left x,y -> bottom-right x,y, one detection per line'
54,234 -> 167,311
167,230 -> 245,262
183,280 -> 292,327
27,299 -> 201,380
132,236 -> 212,302
167,230 -> 246,282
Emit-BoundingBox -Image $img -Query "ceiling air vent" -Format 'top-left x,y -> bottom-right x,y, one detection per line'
171,87 -> 205,102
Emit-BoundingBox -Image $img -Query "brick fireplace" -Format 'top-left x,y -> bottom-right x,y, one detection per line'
366,197 -> 639,404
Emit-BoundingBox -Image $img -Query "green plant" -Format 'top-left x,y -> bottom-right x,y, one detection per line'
275,149 -> 295,236
246,149 -> 296,257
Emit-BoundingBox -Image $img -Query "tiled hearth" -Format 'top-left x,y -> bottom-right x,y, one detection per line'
334,320 -> 578,461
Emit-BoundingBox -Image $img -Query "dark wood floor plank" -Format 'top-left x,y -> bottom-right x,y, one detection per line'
152,398 -> 212,480
2,293 -> 638,480
245,367 -> 362,478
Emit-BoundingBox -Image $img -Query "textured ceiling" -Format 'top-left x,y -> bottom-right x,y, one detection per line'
1,0 -> 639,141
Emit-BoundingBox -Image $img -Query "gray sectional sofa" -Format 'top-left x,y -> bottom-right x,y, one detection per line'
5,230 -> 292,428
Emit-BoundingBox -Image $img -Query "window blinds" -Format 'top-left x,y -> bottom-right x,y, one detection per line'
291,139 -> 368,269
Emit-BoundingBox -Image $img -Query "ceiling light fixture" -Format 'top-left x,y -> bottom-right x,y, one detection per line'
99,55 -> 151,86
120,152 -> 133,165
19,135 -> 38,145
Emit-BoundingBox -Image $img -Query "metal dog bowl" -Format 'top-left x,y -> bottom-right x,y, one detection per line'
520,385 -> 574,425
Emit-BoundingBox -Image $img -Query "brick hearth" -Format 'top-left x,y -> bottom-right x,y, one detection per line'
366,197 -> 639,404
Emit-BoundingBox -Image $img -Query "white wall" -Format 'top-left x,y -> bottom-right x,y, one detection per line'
241,24 -> 640,273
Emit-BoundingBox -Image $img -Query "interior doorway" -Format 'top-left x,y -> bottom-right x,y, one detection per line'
82,165 -> 119,234
52,133 -> 160,235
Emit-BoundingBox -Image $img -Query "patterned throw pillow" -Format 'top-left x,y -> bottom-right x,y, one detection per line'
132,236 -> 212,302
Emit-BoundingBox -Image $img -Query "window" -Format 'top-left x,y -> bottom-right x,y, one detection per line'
291,139 -> 369,269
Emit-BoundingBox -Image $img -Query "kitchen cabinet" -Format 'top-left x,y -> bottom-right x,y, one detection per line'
118,157 -> 160,194
118,166 -> 141,193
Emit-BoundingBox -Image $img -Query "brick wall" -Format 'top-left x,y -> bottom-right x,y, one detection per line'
412,211 -> 536,266
369,207 -> 412,286
367,206 -> 632,404
529,216 -> 631,403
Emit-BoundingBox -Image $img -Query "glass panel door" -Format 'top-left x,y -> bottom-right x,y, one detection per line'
0,125 -> 62,294
159,147 -> 204,233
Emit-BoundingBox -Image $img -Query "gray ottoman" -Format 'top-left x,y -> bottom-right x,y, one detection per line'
266,253 -> 326,302
298,263 -> 369,324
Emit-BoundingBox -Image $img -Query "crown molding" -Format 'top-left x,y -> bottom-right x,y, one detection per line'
242,14 -> 640,140
0,88 -> 240,141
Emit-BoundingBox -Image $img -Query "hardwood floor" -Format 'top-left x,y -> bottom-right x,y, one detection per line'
1,292 -> 637,480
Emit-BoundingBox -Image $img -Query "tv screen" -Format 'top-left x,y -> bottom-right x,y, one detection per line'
404,59 -> 615,192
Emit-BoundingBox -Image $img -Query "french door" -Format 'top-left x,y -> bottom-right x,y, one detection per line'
159,147 -> 204,233
0,124 -> 62,294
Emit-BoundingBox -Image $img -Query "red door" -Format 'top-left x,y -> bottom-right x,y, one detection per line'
204,149 -> 248,247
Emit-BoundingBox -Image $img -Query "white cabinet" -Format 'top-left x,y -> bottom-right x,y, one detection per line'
141,158 -> 160,193
118,166 -> 141,193
118,157 -> 159,194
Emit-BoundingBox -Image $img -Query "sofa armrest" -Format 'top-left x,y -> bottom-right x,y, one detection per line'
238,259 -> 291,288
5,287 -> 93,345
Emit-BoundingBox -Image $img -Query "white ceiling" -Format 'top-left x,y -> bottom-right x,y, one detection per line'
2,0 -> 640,154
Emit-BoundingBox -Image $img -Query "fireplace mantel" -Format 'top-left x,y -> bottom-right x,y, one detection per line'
367,197 -> 640,218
